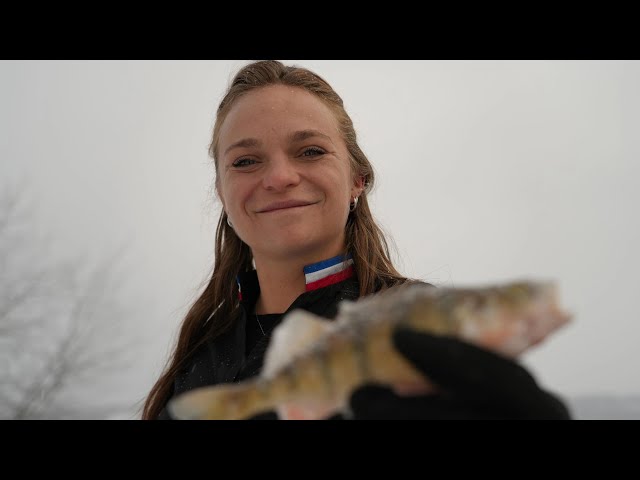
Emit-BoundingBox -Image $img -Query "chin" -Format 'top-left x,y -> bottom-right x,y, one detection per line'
264,235 -> 331,260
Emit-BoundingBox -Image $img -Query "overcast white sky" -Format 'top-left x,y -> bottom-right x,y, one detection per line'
2,60 -> 639,418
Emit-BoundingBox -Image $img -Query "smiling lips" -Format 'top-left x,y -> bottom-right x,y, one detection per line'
258,200 -> 316,213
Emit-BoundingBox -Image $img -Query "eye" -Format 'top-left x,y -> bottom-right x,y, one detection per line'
301,147 -> 326,158
232,158 -> 257,168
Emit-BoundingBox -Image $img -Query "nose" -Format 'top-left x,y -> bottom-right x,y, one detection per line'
262,155 -> 300,191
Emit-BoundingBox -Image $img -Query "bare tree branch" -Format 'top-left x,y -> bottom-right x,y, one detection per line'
1,182 -> 138,419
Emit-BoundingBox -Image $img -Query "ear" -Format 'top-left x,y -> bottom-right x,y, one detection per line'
351,175 -> 365,199
215,179 -> 227,213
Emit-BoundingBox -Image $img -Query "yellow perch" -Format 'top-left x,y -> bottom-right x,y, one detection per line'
167,279 -> 572,420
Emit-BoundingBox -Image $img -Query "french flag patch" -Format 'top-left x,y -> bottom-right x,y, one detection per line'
304,254 -> 355,292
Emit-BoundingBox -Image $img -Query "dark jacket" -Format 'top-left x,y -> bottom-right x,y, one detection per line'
157,268 -> 363,420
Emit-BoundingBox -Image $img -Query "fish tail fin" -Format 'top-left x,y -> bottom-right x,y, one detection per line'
167,379 -> 273,420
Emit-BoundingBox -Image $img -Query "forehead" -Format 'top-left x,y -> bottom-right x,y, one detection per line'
218,85 -> 340,147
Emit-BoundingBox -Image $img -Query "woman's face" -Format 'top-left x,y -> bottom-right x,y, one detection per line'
216,84 -> 363,263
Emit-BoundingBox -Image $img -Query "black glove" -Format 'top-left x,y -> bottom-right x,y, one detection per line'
347,327 -> 572,420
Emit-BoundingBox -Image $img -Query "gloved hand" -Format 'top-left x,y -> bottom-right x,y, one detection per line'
347,327 -> 572,420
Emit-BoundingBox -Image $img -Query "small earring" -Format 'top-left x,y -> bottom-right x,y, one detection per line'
349,196 -> 359,212
226,214 -> 233,228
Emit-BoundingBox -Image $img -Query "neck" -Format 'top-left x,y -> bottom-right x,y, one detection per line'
253,259 -> 306,314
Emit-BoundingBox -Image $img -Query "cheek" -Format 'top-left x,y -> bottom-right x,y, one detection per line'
322,163 -> 353,197
217,179 -> 239,214
220,178 -> 256,217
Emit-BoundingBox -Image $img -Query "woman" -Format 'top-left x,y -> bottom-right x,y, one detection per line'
142,61 -> 570,420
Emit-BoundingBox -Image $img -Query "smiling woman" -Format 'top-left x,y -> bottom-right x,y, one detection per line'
141,60 -> 412,420
141,60 -> 571,421
216,85 -> 364,307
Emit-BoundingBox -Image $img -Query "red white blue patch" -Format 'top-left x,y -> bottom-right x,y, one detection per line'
303,253 -> 354,292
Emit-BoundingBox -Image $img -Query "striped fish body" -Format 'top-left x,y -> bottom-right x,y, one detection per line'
168,280 -> 572,420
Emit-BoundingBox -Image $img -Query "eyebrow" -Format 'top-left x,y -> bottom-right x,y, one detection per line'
289,129 -> 334,145
224,138 -> 261,156
223,129 -> 334,156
